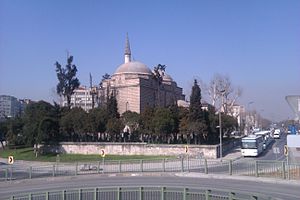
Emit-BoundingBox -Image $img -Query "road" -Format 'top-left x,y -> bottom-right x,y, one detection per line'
0,173 -> 299,200
257,132 -> 287,161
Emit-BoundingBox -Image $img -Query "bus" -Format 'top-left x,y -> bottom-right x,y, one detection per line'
254,130 -> 273,150
241,135 -> 264,157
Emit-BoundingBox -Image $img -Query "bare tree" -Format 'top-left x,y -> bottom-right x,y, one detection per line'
207,74 -> 242,114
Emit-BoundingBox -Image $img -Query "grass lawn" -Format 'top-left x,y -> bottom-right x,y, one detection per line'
0,147 -> 174,163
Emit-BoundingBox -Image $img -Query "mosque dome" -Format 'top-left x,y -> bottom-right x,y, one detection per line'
114,61 -> 152,75
163,73 -> 173,82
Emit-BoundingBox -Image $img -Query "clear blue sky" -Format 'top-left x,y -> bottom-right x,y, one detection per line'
0,0 -> 299,121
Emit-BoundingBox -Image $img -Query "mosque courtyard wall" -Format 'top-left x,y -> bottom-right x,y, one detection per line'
39,141 -> 241,159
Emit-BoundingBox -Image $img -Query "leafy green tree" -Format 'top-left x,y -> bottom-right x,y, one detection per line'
87,107 -> 108,141
152,107 -> 175,143
107,92 -> 120,119
38,117 -> 59,144
178,107 -> 189,143
121,111 -> 140,142
5,117 -> 24,146
55,55 -> 80,108
60,107 -> 88,141
23,101 -> 59,146
106,118 -> 123,142
139,106 -> 155,142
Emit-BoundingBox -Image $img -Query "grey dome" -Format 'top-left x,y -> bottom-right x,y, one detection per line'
115,61 -> 152,75
163,73 -> 173,81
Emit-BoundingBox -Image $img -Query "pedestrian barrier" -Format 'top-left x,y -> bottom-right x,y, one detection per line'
8,186 -> 275,200
0,158 -> 299,182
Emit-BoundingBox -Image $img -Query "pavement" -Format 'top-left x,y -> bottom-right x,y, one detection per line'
219,146 -> 243,161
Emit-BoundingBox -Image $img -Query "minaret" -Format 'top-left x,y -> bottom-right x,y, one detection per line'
124,33 -> 131,63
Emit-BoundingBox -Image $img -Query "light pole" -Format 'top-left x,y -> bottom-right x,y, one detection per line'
247,101 -> 254,135
219,90 -> 225,160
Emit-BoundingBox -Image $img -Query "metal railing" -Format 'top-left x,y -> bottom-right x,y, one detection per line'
1,158 -> 299,182
8,186 -> 276,200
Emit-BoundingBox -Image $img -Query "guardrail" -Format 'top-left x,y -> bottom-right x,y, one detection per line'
8,186 -> 276,200
0,158 -> 299,182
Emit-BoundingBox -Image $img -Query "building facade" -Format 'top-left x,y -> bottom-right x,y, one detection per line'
0,95 -> 21,120
62,86 -> 98,112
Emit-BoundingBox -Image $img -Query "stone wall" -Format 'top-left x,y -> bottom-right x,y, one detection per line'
39,140 -> 241,159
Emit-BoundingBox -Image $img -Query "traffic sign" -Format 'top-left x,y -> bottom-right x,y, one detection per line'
185,145 -> 189,153
284,145 -> 288,156
100,149 -> 106,158
8,156 -> 14,164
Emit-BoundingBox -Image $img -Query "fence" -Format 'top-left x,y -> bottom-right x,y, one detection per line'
1,158 -> 300,182
8,186 -> 276,200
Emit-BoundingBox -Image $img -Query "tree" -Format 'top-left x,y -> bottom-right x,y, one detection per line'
187,79 -> 207,144
23,101 -> 59,146
87,107 -> 108,141
107,92 -> 120,119
5,117 -> 24,146
152,107 -> 175,143
139,106 -> 155,142
121,111 -> 140,142
60,107 -> 88,141
55,55 -> 80,108
152,64 -> 166,107
206,73 -> 242,115
106,118 -> 123,142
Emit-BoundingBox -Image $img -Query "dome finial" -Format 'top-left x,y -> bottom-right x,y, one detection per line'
124,33 -> 131,63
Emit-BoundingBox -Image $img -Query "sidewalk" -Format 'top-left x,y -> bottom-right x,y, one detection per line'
221,146 -> 243,161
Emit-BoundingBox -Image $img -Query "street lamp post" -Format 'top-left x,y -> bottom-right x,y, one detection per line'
219,90 -> 225,160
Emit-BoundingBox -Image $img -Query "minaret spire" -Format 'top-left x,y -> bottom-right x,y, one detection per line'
124,33 -> 131,63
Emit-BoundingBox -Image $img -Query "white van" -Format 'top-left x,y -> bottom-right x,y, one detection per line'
273,129 -> 281,139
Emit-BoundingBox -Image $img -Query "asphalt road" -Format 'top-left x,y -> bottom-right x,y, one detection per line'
0,173 -> 299,200
257,132 -> 287,161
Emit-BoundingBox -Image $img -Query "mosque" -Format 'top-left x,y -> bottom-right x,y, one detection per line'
66,35 -> 185,114
100,35 -> 185,114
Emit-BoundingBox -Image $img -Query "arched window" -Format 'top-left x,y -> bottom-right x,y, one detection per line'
126,102 -> 129,111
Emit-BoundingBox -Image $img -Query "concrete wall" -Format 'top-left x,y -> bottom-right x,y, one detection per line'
40,140 -> 241,159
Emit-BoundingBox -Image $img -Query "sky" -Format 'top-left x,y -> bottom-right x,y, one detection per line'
0,0 -> 299,121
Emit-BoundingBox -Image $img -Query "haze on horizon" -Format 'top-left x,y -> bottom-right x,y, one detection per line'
0,0 -> 299,122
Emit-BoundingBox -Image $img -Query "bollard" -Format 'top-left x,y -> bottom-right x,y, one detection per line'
161,187 -> 165,200
229,160 -> 232,175
181,157 -> 184,172
75,162 -> 78,176
163,158 -> 166,172
78,189 -> 82,200
117,187 -> 121,200
10,165 -> 12,181
204,159 -> 208,174
119,161 -> 122,173
52,164 -> 55,177
183,188 -> 188,200
282,161 -> 286,179
5,168 -> 8,181
205,189 -> 211,200
140,160 -> 143,172
255,160 -> 258,177
29,166 -> 32,179
139,187 -> 144,200
45,191 -> 49,200
94,188 -> 98,200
